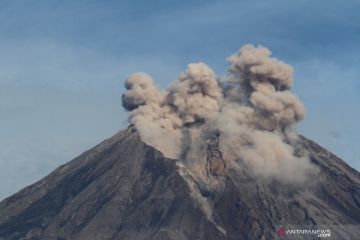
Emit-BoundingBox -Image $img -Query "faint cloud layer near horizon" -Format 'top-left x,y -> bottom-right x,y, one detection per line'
0,0 -> 359,200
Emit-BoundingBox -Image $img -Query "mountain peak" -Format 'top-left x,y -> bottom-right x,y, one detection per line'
1,127 -> 360,239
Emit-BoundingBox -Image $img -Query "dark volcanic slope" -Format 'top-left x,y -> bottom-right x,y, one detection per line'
0,127 -> 360,240
0,128 -> 224,240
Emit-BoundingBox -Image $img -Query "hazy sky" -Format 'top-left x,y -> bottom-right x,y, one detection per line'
0,0 -> 359,200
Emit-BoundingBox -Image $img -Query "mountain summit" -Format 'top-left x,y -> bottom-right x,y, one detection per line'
0,126 -> 360,240
1,44 -> 360,239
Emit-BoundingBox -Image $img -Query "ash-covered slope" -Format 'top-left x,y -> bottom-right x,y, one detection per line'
0,127 -> 360,240
0,127 -> 225,240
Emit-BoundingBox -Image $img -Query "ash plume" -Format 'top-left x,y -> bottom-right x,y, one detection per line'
122,44 -> 315,182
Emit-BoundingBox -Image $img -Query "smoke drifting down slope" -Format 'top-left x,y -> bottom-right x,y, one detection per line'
122,44 -> 315,182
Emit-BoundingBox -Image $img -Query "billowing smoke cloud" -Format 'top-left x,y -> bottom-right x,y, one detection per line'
122,63 -> 221,158
122,44 -> 315,183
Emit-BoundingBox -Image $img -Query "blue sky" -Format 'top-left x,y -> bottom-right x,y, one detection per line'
0,0 -> 359,200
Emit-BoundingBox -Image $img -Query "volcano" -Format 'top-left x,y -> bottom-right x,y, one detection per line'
0,126 -> 359,240
2,41 -> 359,240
